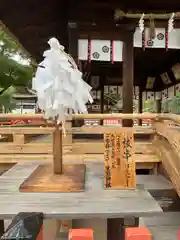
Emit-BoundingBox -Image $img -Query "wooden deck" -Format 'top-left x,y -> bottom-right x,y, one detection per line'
0,160 -> 162,220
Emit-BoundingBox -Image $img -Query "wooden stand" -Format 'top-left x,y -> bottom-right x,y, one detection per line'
20,125 -> 86,193
104,130 -> 136,189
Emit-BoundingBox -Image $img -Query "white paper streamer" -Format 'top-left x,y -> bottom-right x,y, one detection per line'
32,37 -> 93,124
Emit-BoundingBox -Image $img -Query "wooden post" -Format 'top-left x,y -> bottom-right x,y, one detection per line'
122,30 -> 134,127
139,88 -> 143,126
53,126 -> 63,174
100,75 -> 104,125
0,220 -> 4,237
68,22 -> 78,64
107,218 -> 124,240
156,99 -> 161,113
13,134 -> 25,144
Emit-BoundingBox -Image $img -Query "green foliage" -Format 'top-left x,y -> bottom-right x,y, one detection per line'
0,28 -> 35,112
162,93 -> 180,114
143,99 -> 156,113
0,29 -> 35,92
0,86 -> 16,112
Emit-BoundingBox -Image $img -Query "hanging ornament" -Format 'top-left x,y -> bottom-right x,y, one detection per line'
168,12 -> 175,33
165,27 -> 169,51
87,37 -> 92,63
110,40 -> 114,64
32,37 -> 93,127
142,28 -> 146,51
139,13 -> 145,33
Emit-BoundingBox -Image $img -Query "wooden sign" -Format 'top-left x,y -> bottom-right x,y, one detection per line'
104,131 -> 136,189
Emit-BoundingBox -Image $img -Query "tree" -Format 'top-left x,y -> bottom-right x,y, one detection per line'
0,86 -> 16,112
0,28 -> 35,94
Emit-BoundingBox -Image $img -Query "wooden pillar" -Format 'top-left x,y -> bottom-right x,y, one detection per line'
68,22 -> 78,135
139,88 -> 143,126
100,75 -> 104,125
68,22 -> 78,64
0,220 -> 4,237
107,218 -> 124,240
156,99 -> 161,113
155,92 -> 162,113
122,30 -> 134,127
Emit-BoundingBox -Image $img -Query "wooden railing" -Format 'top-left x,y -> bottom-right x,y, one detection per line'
0,113 -> 180,190
0,113 -> 178,158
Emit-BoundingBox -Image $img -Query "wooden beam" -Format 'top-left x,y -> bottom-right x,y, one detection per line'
0,127 -> 54,134
78,23 -> 136,41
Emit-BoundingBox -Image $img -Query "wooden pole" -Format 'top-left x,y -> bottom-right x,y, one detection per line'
139,88 -> 143,126
122,30 -> 134,127
100,75 -> 104,125
156,99 -> 162,113
107,218 -> 124,240
53,125 -> 63,174
0,220 -> 4,236
68,22 -> 78,64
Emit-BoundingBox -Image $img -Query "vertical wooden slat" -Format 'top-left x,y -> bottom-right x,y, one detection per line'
53,126 -> 63,174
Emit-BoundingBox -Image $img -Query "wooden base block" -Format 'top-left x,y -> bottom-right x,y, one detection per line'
19,164 -> 86,192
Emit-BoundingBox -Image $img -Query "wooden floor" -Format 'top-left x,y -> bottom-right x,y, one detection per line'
0,160 -> 162,220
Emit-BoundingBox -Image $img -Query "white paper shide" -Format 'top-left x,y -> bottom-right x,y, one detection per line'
32,38 -> 93,124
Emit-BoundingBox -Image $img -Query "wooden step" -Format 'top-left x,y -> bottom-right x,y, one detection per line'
140,212 -> 180,240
